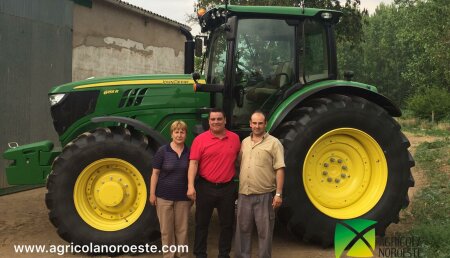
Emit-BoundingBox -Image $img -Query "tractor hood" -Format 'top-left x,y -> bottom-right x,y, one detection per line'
47,73 -> 208,144
49,74 -> 199,94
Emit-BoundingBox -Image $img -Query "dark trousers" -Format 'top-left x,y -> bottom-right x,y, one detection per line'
194,178 -> 236,258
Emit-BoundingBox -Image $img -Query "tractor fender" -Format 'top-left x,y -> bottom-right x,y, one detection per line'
91,116 -> 168,147
268,85 -> 401,133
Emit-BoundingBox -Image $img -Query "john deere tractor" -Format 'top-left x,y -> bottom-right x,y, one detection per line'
3,5 -> 414,248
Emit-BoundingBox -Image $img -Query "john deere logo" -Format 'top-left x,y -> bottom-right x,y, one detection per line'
334,219 -> 377,257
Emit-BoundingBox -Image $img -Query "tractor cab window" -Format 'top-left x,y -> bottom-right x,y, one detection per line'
302,19 -> 329,82
206,29 -> 227,85
232,18 -> 295,127
206,29 -> 228,108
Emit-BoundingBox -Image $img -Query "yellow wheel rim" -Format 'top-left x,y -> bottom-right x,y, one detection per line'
74,158 -> 147,231
303,128 -> 387,219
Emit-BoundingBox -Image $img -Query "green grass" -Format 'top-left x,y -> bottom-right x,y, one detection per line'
401,125 -> 450,138
405,138 -> 450,257
397,114 -> 450,137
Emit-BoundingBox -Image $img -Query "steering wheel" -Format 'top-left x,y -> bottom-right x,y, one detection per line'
237,62 -> 265,85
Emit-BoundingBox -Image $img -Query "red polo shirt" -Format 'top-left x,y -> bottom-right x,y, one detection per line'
190,130 -> 240,183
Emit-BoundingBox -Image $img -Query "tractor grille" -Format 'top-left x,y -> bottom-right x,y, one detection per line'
50,91 -> 99,136
118,88 -> 149,108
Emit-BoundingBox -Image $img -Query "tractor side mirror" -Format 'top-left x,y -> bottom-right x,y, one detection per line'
195,37 -> 203,57
192,72 -> 224,93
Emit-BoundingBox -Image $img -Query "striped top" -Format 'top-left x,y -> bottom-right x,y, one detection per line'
153,144 -> 190,201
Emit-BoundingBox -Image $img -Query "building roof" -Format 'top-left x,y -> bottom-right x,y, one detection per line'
103,0 -> 191,30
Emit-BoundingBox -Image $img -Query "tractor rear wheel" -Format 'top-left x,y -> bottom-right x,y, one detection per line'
45,127 -> 160,250
274,94 -> 414,245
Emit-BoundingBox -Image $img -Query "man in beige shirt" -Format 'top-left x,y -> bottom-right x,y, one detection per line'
234,111 -> 285,258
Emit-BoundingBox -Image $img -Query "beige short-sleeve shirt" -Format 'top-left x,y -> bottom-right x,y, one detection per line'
239,133 -> 285,195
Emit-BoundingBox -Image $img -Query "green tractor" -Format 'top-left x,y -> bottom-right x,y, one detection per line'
3,5 -> 414,247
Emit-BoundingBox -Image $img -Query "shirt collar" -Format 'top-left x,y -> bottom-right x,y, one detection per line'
208,129 -> 229,139
250,132 -> 269,140
166,143 -> 188,155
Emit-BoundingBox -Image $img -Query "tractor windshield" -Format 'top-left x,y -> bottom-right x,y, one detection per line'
232,18 -> 295,126
235,19 -> 295,86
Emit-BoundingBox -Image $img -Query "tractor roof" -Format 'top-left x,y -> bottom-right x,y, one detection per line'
225,5 -> 342,18
199,5 -> 342,32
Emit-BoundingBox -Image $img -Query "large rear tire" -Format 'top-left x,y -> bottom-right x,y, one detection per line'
45,127 -> 160,250
274,94 -> 414,245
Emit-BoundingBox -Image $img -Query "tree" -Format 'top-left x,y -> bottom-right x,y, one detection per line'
395,0 -> 450,93
339,4 -> 413,105
340,0 -> 450,107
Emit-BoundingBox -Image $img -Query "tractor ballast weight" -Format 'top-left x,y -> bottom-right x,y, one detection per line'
3,4 -> 413,250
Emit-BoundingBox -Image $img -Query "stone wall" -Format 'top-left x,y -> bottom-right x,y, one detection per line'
72,1 -> 186,81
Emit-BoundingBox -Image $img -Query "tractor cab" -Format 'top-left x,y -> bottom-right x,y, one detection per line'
194,5 -> 341,135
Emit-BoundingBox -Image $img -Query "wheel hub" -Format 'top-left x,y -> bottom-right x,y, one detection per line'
74,158 -> 147,231
97,181 -> 124,207
321,155 -> 350,184
303,128 -> 387,219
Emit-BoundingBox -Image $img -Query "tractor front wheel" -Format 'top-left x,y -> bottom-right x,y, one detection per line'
45,127 -> 160,250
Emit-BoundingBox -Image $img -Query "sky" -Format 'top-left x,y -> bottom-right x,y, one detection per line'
123,0 -> 394,33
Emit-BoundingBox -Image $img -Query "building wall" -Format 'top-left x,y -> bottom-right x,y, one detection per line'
72,1 -> 186,81
0,0 -> 73,188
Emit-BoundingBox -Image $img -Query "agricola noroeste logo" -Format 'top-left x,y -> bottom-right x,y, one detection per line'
334,219 -> 377,258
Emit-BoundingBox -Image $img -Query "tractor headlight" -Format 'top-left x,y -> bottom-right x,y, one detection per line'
49,93 -> 66,106
321,12 -> 333,20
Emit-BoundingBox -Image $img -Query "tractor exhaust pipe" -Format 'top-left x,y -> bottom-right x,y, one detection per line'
180,26 -> 195,74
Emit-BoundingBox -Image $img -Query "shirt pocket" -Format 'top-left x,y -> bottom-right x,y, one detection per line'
255,149 -> 272,167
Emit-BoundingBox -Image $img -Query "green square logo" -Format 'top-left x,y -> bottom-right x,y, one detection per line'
334,219 -> 377,258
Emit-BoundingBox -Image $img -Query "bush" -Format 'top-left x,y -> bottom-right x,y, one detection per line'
406,87 -> 450,122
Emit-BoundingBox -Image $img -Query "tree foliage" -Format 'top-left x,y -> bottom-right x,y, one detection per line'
339,0 -> 450,113
338,4 -> 413,105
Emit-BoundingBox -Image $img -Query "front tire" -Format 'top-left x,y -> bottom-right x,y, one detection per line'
274,94 -> 414,245
45,127 -> 160,249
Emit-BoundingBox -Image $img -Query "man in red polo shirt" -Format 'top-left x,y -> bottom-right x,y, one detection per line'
187,108 -> 240,258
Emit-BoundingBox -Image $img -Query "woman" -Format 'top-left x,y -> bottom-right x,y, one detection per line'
149,120 -> 191,258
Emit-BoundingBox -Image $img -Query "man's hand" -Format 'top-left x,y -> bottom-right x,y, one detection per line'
272,195 -> 282,209
149,194 -> 157,206
187,186 -> 196,201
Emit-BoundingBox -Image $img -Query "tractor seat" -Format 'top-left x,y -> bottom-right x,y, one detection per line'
246,61 -> 294,103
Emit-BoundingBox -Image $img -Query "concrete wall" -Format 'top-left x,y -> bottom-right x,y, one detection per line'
72,1 -> 186,81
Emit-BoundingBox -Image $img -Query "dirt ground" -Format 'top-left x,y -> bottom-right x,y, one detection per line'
383,132 -> 440,235
0,188 -> 333,258
0,133 -> 436,258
